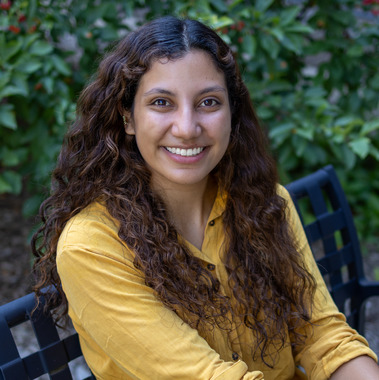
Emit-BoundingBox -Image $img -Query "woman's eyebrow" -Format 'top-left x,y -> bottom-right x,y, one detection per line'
198,86 -> 227,95
143,86 -> 226,97
143,88 -> 174,97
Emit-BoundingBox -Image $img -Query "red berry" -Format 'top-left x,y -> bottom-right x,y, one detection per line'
34,83 -> 43,90
371,8 -> 379,15
18,14 -> 27,22
9,25 -> 20,34
0,1 -> 11,10
237,21 -> 245,31
28,25 -> 37,33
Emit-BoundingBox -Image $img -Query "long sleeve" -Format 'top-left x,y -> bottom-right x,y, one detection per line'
56,202 -> 263,380
280,186 -> 377,379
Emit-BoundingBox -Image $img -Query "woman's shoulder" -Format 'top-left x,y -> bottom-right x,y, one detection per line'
57,200 -> 130,261
276,183 -> 291,200
63,200 -> 119,234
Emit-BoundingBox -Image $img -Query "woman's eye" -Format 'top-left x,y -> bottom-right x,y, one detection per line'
200,99 -> 218,107
153,99 -> 169,106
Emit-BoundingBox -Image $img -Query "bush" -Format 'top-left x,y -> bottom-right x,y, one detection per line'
1,0 -> 378,240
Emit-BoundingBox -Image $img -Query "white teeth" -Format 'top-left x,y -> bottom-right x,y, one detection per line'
166,147 -> 204,157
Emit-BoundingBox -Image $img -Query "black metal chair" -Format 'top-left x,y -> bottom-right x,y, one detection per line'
285,164 -> 379,333
0,290 -> 94,380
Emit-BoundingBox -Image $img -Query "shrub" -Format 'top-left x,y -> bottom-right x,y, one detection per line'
1,0 -> 378,240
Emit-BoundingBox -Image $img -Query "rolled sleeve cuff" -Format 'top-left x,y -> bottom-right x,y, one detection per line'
212,360 -> 264,379
313,336 -> 378,379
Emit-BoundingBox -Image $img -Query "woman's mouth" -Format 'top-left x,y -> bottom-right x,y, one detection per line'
164,147 -> 205,157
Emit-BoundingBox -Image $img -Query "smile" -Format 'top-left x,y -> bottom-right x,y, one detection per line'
165,147 -> 205,157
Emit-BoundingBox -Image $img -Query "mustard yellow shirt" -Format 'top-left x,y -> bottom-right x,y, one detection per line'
56,185 -> 377,379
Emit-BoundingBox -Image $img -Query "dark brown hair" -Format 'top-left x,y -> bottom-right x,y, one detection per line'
32,16 -> 316,366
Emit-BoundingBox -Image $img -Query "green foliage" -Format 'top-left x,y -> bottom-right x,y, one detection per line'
1,0 -> 378,240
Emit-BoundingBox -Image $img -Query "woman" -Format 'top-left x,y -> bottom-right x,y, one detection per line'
32,16 -> 378,379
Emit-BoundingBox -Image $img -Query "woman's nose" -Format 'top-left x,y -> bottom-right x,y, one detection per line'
171,107 -> 201,140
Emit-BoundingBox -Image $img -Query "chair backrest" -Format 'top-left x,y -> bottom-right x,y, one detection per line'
0,290 -> 95,380
285,165 -> 368,331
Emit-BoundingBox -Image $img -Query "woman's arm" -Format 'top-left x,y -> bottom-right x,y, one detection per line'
330,355 -> 379,379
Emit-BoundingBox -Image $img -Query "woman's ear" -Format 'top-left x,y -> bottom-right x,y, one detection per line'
122,112 -> 135,135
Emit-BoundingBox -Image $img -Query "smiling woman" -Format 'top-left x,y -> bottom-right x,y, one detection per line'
31,16 -> 379,380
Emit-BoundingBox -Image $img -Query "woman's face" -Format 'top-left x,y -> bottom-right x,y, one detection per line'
125,50 -> 231,192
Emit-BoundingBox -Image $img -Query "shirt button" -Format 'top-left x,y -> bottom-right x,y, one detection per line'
232,352 -> 239,361
207,264 -> 215,271
209,220 -> 215,226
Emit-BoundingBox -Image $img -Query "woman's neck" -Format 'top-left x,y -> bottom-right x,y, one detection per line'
153,177 -> 218,250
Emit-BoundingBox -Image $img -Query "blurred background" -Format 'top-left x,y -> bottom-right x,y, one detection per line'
0,0 -> 378,351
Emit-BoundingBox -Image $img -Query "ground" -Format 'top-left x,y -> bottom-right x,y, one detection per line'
1,193 -> 378,361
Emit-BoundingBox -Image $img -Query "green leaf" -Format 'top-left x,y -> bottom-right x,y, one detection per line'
0,85 -> 27,98
210,0 -> 228,12
294,128 -> 314,140
335,115 -> 362,127
331,143 -> 356,169
0,104 -> 17,129
349,137 -> 370,159
0,71 -> 11,90
255,0 -> 274,12
22,33 -> 40,49
0,176 -> 13,193
257,106 -> 273,120
41,77 -> 54,94
22,193 -> 46,217
17,59 -> 43,74
0,170 -> 22,194
369,145 -> 379,161
369,74 -> 379,90
11,74 -> 29,96
242,34 -> 256,58
270,28 -> 284,41
330,10 -> 355,27
346,45 -> 364,58
27,0 -> 38,21
280,35 -> 301,54
361,119 -> 379,136
0,147 -> 25,166
29,41 -> 54,56
260,33 -> 279,59
293,135 -> 307,156
100,26 -> 119,41
269,122 -> 295,140
341,145 -> 356,170
2,40 -> 23,62
304,87 -> 326,98
279,6 -> 301,27
206,16 -> 233,30
285,23 -> 314,34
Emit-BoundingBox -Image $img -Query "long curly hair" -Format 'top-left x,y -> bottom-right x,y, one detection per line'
32,16 -> 316,366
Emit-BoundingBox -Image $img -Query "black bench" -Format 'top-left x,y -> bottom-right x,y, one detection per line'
1,165 -> 378,379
